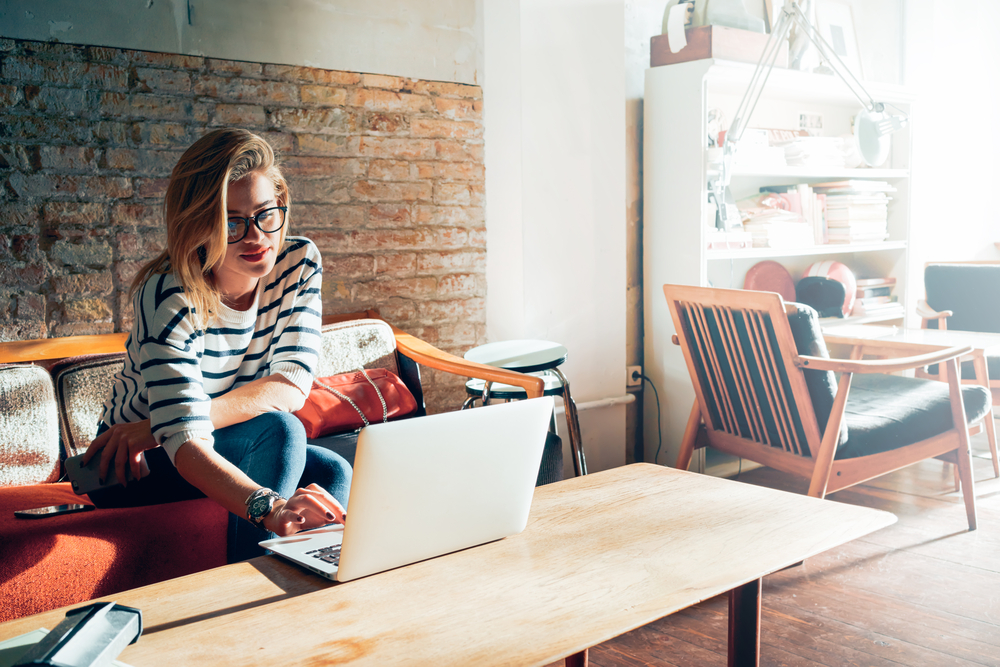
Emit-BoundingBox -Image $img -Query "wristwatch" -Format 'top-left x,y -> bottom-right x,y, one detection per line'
245,487 -> 282,528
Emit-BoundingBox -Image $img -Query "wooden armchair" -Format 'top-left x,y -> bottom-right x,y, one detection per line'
664,284 -> 990,531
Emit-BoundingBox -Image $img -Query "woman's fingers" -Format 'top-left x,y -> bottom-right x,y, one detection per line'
82,428 -> 110,466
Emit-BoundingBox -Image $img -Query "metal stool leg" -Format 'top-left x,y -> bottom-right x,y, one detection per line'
551,368 -> 586,476
462,396 -> 478,410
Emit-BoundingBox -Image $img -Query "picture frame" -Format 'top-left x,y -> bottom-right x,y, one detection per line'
813,0 -> 864,80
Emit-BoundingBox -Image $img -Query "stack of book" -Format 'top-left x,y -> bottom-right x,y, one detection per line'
759,184 -> 827,245
812,180 -> 895,244
736,190 -> 814,248
851,277 -> 904,319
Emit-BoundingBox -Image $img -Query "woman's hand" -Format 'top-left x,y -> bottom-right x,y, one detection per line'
81,420 -> 157,488
264,483 -> 346,536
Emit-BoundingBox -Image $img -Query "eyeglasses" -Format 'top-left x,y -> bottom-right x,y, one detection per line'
227,206 -> 288,244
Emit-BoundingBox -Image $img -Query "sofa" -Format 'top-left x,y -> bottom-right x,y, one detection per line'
0,310 -> 558,622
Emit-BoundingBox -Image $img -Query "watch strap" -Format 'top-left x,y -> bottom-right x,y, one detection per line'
245,487 -> 282,528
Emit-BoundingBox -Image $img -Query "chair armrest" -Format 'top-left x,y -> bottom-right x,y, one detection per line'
387,325 -> 545,399
0,333 -> 129,363
797,344 -> 974,374
916,299 -> 952,324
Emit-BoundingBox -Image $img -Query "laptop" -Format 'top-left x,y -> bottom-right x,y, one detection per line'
260,396 -> 555,582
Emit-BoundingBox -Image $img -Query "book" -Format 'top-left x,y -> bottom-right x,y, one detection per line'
856,285 -> 894,299
855,295 -> 897,306
855,277 -> 897,288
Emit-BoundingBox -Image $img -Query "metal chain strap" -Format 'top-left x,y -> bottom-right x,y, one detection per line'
313,368 -> 388,429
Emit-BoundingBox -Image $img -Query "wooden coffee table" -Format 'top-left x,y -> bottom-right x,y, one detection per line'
0,464 -> 894,667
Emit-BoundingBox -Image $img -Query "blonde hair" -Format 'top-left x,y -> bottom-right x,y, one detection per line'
130,128 -> 290,328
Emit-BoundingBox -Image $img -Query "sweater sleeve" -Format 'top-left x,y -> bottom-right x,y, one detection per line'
266,238 -> 323,394
135,274 -> 214,464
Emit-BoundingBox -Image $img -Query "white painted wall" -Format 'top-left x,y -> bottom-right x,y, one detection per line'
482,0 -> 627,474
0,0 -> 481,84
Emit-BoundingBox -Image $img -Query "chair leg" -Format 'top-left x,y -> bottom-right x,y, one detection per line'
677,400 -> 701,471
945,358 -> 978,531
552,368 -> 587,476
971,354 -> 1000,478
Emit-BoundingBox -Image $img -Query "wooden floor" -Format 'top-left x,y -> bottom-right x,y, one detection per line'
588,436 -> 1000,667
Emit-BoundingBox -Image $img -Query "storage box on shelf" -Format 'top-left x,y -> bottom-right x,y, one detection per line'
643,58 -> 914,474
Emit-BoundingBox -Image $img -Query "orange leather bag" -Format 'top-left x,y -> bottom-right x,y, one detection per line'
294,368 -> 418,438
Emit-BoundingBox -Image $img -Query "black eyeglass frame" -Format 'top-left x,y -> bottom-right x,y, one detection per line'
226,206 -> 288,244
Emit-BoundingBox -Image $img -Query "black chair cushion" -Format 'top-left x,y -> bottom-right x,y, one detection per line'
786,302 -> 846,452
925,264 -> 1000,333
795,277 -> 846,319
835,374 -> 991,459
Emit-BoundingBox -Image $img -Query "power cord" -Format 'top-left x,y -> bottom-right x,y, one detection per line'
639,373 -> 663,465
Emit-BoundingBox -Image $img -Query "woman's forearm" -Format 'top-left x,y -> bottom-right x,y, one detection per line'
174,438 -> 261,520
210,375 -> 308,430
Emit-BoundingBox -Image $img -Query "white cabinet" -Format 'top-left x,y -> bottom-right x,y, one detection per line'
643,58 -> 914,473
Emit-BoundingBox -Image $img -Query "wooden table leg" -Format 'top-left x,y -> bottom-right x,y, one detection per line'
728,578 -> 761,667
972,354 -> 1000,478
565,648 -> 588,667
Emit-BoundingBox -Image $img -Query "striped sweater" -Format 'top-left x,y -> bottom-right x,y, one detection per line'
100,236 -> 323,464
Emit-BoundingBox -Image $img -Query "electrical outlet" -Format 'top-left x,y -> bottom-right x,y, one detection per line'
627,366 -> 642,387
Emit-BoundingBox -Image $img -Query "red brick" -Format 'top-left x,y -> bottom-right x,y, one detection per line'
212,103 -> 268,127
416,250 -> 485,274
301,85 -> 348,107
323,254 -> 374,280
425,228 -> 471,249
140,122 -> 191,146
291,204 -> 364,229
262,131 -> 295,154
286,178 -> 352,204
434,182 -> 485,206
51,321 -> 115,336
375,253 -> 417,277
296,134 -> 360,156
309,229 -> 427,253
102,148 -> 178,176
127,51 -> 204,70
113,260 -> 145,286
85,46 -> 126,64
0,203 -> 40,226
434,97 -> 483,120
434,321 -> 482,346
0,321 -> 47,341
1,57 -> 128,90
206,59 -> 262,77
415,205 -> 479,227
412,118 -> 483,139
434,161 -> 485,182
360,74 -> 416,91
348,88 -> 431,114
135,178 -> 169,199
43,202 -> 106,226
417,298 -> 486,322
91,120 -> 136,146
468,227 -> 486,247
358,137 -> 435,160
262,65 -> 361,86
38,146 -> 98,171
17,174 -> 131,202
369,159 -> 414,181
413,80 -> 482,99
354,277 -> 437,302
280,156 -> 364,178
0,85 -> 21,107
271,108 -> 356,134
110,204 -> 161,226
23,85 -> 86,113
99,92 -> 192,121
0,38 -> 17,52
0,144 -> 39,170
116,230 -> 165,260
135,67 -> 192,93
367,204 -> 412,228
0,115 -> 89,143
352,181 -> 432,203
21,42 -> 82,59
435,141 -> 484,163
0,261 -> 50,288
16,292 -> 46,321
194,77 -> 298,105
364,112 -> 409,134
51,273 -> 113,294
437,273 -> 480,297
373,298 -> 417,325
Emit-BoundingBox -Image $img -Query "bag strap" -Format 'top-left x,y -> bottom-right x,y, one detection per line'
312,368 -> 389,429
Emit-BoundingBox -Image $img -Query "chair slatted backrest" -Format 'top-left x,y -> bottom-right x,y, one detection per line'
664,284 -> 823,458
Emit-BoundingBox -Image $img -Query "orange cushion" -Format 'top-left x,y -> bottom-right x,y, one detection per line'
1,483 -> 228,622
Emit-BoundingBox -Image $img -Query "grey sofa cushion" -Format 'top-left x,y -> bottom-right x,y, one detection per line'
0,364 -> 61,486
50,353 -> 126,459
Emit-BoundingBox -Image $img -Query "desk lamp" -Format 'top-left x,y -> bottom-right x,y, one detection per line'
712,0 -> 909,228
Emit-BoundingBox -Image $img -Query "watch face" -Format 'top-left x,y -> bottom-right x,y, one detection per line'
249,495 -> 273,519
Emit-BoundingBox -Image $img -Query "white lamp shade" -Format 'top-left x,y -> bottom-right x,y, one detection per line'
854,108 -> 892,167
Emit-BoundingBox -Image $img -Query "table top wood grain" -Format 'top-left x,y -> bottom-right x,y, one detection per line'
0,464 -> 895,666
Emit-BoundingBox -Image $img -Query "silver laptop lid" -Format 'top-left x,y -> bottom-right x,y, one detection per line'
335,396 -> 554,582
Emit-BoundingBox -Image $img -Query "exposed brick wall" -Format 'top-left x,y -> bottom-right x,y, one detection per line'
0,38 -> 485,412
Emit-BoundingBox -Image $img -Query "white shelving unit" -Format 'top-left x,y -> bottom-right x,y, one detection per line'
643,58 -> 915,474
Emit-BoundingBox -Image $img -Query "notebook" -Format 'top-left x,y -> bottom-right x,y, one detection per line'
260,396 -> 555,582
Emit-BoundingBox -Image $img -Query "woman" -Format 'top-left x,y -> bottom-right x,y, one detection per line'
83,128 -> 350,563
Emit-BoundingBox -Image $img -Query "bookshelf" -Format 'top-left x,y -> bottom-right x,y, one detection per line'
643,58 -> 915,475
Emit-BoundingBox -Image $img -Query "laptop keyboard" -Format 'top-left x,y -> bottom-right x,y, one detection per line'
306,544 -> 342,566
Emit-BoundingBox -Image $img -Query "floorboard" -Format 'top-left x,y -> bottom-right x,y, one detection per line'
592,434 -> 1000,667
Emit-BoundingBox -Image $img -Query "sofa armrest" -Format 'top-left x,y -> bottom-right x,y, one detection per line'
0,333 -> 129,363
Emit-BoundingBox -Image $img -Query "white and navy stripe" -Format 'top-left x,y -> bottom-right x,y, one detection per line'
100,236 -> 323,464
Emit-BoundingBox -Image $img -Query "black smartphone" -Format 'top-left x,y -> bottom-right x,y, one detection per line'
14,504 -> 95,519
64,452 -> 144,496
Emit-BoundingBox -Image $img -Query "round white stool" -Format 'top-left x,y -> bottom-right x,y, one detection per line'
462,340 -> 586,476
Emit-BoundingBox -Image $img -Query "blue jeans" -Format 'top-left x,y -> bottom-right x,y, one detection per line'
90,412 -> 352,563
